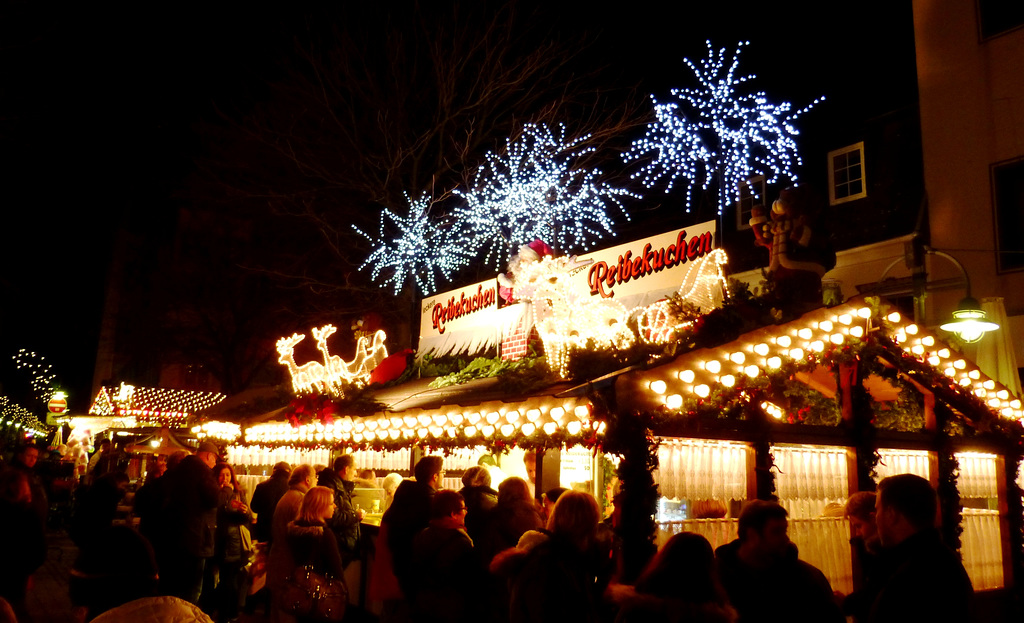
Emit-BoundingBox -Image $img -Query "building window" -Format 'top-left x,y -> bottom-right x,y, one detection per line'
978,0 -> 1024,40
993,157 -> 1024,273
735,175 -> 766,230
828,142 -> 866,205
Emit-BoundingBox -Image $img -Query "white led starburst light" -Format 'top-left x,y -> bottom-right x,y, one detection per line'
354,193 -> 470,295
453,122 -> 637,270
623,41 -> 822,214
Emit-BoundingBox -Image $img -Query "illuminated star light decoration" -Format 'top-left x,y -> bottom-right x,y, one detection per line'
454,123 -> 638,271
623,41 -> 822,214
354,193 -> 471,295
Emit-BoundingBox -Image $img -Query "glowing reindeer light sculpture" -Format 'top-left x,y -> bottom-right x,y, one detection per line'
277,326 -> 389,396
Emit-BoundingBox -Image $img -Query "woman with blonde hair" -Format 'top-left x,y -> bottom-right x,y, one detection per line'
285,486 -> 345,622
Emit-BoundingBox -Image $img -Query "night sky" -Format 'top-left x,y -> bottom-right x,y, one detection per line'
0,1 -> 917,414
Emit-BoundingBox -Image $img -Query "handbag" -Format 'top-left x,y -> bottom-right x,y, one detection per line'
281,566 -> 347,622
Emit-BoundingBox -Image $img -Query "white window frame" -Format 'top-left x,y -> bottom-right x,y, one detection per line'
828,142 -> 867,205
735,175 -> 766,230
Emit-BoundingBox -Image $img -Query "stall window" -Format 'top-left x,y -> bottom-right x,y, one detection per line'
771,444 -> 853,595
654,438 -> 748,550
992,157 -> 1024,273
956,452 -> 1004,590
828,142 -> 867,205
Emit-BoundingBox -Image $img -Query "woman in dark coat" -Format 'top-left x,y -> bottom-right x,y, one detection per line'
286,486 -> 345,623
458,466 -> 497,543
212,462 -> 253,623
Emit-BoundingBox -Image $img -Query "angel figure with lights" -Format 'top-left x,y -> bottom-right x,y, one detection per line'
749,185 -> 835,305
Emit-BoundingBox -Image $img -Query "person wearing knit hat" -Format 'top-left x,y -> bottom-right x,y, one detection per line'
196,441 -> 220,469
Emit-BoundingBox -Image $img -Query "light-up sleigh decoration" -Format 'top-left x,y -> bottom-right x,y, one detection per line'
276,325 -> 388,396
638,248 -> 730,344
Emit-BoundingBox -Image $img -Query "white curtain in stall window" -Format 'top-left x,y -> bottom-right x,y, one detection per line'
955,452 -> 998,500
961,508 -> 1003,590
875,448 -> 931,482
771,445 -> 848,518
655,518 -> 739,551
789,517 -> 853,596
654,439 -> 747,502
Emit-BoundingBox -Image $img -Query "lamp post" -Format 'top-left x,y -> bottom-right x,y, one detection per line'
876,244 -> 999,343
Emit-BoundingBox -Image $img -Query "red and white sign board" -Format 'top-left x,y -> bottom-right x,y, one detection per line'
416,221 -> 718,356
570,220 -> 717,309
48,397 -> 68,414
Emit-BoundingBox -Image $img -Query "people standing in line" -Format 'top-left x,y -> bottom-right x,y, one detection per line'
382,455 -> 443,599
410,490 -> 484,623
209,462 -> 253,623
841,491 -> 883,623
318,455 -> 365,566
251,462 -> 291,543
458,466 -> 497,543
159,441 -> 221,604
0,468 -> 45,622
285,486 -> 345,623
609,531 -> 737,623
715,500 -> 843,623
268,464 -> 316,623
10,443 -> 48,527
868,474 -> 972,623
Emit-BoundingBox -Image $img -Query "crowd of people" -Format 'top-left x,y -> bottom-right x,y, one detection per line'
0,439 -> 977,623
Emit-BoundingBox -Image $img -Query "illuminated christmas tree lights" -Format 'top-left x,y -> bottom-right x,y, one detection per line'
624,41 -> 822,214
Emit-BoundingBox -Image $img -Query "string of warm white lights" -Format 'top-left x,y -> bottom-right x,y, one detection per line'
0,396 -> 50,438
242,397 -> 599,449
89,382 -> 225,424
633,303 -> 1022,421
12,349 -> 58,402
623,41 -> 822,214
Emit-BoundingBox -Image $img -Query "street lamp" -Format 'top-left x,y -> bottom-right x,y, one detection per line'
876,245 -> 999,343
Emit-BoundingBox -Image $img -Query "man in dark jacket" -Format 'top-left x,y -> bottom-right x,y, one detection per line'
382,455 -> 443,597
158,441 -> 220,604
318,454 -> 364,565
868,474 -> 972,623
251,461 -> 291,543
715,500 -> 843,623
